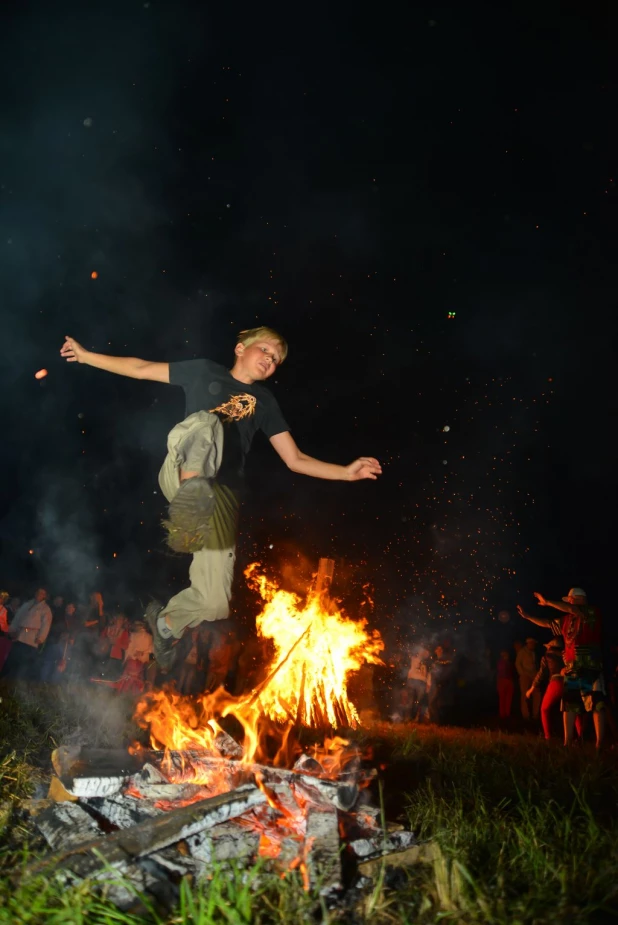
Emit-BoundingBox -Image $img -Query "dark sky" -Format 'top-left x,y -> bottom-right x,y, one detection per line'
0,0 -> 616,647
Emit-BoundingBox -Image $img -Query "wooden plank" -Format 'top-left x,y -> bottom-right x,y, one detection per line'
22,785 -> 267,882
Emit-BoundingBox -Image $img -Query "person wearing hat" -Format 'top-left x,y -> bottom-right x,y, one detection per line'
526,638 -> 566,740
517,587 -> 605,749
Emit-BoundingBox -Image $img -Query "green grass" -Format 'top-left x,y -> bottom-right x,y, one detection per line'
1,686 -> 617,924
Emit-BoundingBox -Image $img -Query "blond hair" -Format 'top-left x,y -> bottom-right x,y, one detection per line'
237,326 -> 288,363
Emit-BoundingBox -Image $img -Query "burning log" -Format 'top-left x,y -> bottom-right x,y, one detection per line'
24,784 -> 266,882
52,745 -> 142,779
185,821 -> 261,865
36,802 -> 102,850
315,557 -> 335,605
51,745 -> 140,798
305,804 -> 342,891
254,763 -> 359,812
85,794 -> 162,828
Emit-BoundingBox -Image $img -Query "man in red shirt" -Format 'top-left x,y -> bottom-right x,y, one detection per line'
517,587 -> 605,749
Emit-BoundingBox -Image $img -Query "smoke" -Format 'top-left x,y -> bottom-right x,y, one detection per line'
0,2 -> 205,592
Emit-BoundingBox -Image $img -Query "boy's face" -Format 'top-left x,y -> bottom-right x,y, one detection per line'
234,339 -> 282,381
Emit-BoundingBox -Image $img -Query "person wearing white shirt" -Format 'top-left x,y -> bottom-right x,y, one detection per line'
2,588 -> 52,680
406,645 -> 431,721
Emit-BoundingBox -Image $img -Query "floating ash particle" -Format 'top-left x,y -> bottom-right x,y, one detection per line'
83,117 -> 93,128
34,368 -> 48,380
442,425 -> 450,432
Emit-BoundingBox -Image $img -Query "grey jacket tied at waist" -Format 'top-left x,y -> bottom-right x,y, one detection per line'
158,411 -> 224,503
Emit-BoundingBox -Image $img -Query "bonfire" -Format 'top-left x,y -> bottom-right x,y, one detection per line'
23,559 -> 419,909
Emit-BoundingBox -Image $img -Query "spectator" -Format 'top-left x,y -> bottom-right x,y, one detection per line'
40,600 -> 77,683
527,638 -> 565,740
496,649 -> 515,720
225,630 -> 242,692
98,612 -> 130,682
115,620 -> 154,693
348,662 -> 379,723
233,635 -> 267,696
515,637 -> 540,721
176,628 -> 202,695
406,644 -> 430,722
2,588 -> 52,680
0,590 -> 12,673
427,645 -> 454,724
205,630 -> 232,691
518,586 -> 606,749
56,602 -> 77,677
86,591 -> 106,632
50,595 -> 65,622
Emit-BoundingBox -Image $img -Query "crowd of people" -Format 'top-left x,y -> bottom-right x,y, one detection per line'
378,585 -> 616,750
0,586 -> 264,697
1,583 -> 616,750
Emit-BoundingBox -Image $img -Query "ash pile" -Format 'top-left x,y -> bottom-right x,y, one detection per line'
22,735 -> 419,911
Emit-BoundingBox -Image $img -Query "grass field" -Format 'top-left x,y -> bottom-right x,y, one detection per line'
0,682 -> 617,924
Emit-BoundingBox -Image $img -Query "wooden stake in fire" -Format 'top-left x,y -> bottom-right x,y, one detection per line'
315,557 -> 335,609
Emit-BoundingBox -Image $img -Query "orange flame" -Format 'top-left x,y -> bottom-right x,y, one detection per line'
135,562 -> 384,765
245,562 -> 384,729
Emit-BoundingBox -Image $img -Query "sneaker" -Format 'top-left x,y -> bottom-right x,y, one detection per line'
163,477 -> 216,554
144,601 -> 178,671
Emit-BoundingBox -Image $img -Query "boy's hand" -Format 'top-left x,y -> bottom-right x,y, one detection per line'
533,592 -> 547,606
516,604 -> 528,619
344,457 -> 382,481
60,336 -> 89,363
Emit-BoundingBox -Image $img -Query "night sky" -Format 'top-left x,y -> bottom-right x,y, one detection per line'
1,1 -> 616,650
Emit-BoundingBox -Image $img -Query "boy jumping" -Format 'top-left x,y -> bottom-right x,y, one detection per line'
60,327 -> 382,669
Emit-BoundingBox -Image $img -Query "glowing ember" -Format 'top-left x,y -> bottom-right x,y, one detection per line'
34,368 -> 48,379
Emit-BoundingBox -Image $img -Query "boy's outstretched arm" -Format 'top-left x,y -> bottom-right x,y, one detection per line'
269,431 -> 382,482
60,336 -> 170,383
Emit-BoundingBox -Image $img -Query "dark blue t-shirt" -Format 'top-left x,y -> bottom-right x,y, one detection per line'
169,358 -> 289,489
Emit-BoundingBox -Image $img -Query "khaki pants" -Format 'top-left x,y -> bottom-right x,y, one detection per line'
158,412 -> 240,639
519,674 -> 540,719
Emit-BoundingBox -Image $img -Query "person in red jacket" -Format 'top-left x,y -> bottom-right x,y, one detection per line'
517,587 -> 605,749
